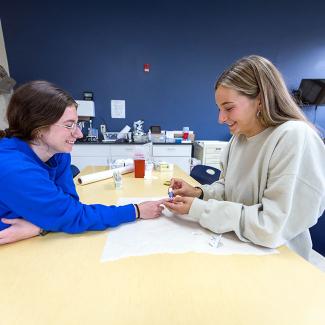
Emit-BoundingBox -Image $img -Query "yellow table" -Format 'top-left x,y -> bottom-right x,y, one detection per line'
1,166 -> 325,325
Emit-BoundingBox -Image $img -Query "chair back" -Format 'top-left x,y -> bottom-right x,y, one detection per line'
310,211 -> 325,256
190,164 -> 221,185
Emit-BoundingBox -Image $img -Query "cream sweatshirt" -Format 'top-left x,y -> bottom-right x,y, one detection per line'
188,121 -> 325,260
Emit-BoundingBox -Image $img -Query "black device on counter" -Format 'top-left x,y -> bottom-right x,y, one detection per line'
116,138 -> 127,143
83,91 -> 93,101
298,79 -> 325,105
150,125 -> 161,134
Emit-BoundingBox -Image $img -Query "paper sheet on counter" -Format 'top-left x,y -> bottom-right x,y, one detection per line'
101,197 -> 278,262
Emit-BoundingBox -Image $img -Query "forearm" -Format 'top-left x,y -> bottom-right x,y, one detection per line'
34,203 -> 136,233
187,189 -> 321,249
199,181 -> 225,201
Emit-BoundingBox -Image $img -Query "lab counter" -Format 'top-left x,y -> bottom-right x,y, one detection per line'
75,141 -> 193,145
72,142 -> 193,173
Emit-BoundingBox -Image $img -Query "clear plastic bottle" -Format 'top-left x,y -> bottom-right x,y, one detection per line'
113,169 -> 122,189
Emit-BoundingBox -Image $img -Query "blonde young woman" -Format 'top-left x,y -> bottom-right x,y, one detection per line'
164,55 -> 325,260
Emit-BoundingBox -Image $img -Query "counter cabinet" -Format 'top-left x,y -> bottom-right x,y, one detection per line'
71,143 -> 192,174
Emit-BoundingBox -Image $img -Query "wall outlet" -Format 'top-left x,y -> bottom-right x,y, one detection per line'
100,124 -> 106,134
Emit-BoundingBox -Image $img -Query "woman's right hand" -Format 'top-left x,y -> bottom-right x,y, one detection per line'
170,178 -> 202,197
138,200 -> 165,219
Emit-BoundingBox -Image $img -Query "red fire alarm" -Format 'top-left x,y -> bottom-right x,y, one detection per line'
144,63 -> 150,73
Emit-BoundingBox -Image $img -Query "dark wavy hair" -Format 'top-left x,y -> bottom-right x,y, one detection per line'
0,80 -> 77,141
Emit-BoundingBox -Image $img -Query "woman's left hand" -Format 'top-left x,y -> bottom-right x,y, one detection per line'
0,218 -> 41,245
163,196 -> 195,215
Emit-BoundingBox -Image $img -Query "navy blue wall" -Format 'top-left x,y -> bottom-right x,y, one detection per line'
1,0 -> 325,140
1,0 -> 325,255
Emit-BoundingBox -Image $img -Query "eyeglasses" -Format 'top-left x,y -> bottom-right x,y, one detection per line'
54,122 -> 83,132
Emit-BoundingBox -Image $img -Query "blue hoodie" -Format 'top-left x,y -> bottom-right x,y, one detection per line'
0,137 -> 135,233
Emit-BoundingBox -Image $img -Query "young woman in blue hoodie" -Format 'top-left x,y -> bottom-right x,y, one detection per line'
0,80 -> 163,244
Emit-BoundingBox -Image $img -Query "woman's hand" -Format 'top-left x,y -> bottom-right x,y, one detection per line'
138,200 -> 165,219
163,196 -> 195,215
170,178 -> 202,197
0,218 -> 41,245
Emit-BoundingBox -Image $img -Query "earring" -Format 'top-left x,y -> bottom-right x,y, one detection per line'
35,130 -> 43,141
256,110 -> 261,118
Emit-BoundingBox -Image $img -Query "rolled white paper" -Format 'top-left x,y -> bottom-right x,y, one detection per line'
77,165 -> 134,185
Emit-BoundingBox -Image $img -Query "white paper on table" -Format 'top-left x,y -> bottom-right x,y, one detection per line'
101,197 -> 278,262
77,165 -> 133,185
111,100 -> 125,118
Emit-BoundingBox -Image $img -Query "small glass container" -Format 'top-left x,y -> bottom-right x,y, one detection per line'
144,161 -> 154,179
113,170 -> 122,189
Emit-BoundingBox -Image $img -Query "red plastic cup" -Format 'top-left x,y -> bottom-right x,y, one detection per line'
182,127 -> 189,140
182,132 -> 189,140
134,159 -> 145,178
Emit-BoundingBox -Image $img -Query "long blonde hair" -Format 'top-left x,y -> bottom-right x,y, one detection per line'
215,55 -> 309,127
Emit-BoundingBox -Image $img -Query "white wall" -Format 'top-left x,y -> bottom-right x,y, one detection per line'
0,19 -> 10,129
